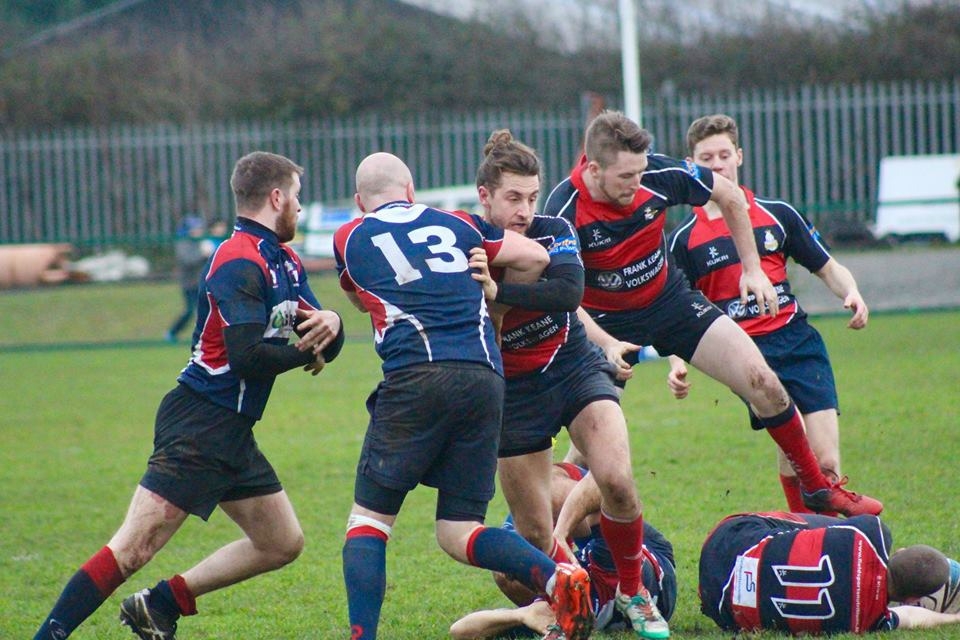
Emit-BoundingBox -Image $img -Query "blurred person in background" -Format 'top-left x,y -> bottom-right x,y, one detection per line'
165,213 -> 209,343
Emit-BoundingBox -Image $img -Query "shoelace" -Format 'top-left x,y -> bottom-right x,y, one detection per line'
632,594 -> 660,621
832,475 -> 862,500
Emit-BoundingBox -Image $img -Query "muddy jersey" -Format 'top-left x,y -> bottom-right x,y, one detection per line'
668,187 -> 831,336
542,154 -> 713,312
178,217 -> 322,419
334,201 -> 505,374
700,512 -> 897,635
498,215 -> 587,377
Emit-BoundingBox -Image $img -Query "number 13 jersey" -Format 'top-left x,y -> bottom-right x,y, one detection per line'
334,201 -> 506,374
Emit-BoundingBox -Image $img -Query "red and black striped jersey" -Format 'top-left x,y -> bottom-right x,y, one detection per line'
668,187 -> 832,336
498,215 -> 585,377
543,154 -> 713,312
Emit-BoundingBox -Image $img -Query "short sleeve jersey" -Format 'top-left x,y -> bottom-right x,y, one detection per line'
668,187 -> 832,336
499,215 -> 589,377
542,154 -> 714,312
178,217 -> 322,419
704,513 -> 896,634
334,201 -> 505,374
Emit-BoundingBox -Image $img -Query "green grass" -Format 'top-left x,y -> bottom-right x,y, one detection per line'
2,279 -> 960,638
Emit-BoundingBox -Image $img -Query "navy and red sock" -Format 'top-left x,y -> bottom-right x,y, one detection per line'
33,546 -> 125,640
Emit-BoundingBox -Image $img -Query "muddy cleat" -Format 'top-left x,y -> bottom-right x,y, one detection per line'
549,562 -> 593,640
541,623 -> 567,640
615,585 -> 670,639
119,589 -> 178,640
801,476 -> 883,517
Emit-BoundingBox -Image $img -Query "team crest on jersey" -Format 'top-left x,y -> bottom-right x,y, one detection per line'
682,159 -> 701,179
597,271 -> 624,290
763,230 -> 779,252
643,206 -> 658,220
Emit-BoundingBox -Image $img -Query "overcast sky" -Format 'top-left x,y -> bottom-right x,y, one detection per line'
399,0 -> 916,43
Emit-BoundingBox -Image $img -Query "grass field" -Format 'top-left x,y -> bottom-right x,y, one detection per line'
2,277 -> 959,639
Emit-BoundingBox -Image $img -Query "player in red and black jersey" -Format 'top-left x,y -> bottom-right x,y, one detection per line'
667,114 -> 871,513
542,110 -> 881,519
699,512 -> 960,634
33,152 -> 345,640
474,130 -> 670,639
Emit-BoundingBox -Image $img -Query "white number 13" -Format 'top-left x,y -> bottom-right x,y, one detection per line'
371,225 -> 469,285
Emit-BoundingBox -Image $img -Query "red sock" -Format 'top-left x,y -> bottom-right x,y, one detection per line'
599,512 -> 644,596
762,406 -> 828,492
779,474 -> 814,513
554,462 -> 584,481
168,574 -> 197,616
81,546 -> 125,596
549,538 -> 574,564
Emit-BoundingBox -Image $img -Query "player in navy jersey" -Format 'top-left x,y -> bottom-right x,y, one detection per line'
541,110 -> 881,519
334,152 -> 593,640
473,129 -> 669,639
449,464 -> 677,640
667,114 -> 871,513
33,151 -> 345,640
699,512 -> 960,634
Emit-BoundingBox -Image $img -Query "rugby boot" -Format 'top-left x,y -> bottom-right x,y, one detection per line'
801,475 -> 883,516
615,585 -> 670,639
119,588 -> 178,640
541,623 -> 567,640
549,562 -> 593,640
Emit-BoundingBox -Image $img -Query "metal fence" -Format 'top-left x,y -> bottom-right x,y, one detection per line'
1,77 -> 958,250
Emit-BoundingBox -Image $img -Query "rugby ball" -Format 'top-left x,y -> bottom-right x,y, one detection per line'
915,558 -> 960,614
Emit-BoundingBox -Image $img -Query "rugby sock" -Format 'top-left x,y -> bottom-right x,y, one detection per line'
600,511 -> 644,596
465,526 -> 556,593
549,538 -> 575,564
779,474 -> 814,513
555,462 -> 585,481
760,405 -> 830,492
33,546 -> 125,640
343,517 -> 391,640
150,574 -> 196,620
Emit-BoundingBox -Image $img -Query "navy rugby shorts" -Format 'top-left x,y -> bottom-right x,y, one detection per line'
748,318 -> 838,427
499,344 -> 619,457
139,384 -> 282,520
353,361 -> 503,521
590,268 -> 723,371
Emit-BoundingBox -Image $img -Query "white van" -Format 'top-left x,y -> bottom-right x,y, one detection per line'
872,154 -> 960,243
300,184 -> 482,257
414,183 -> 483,215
